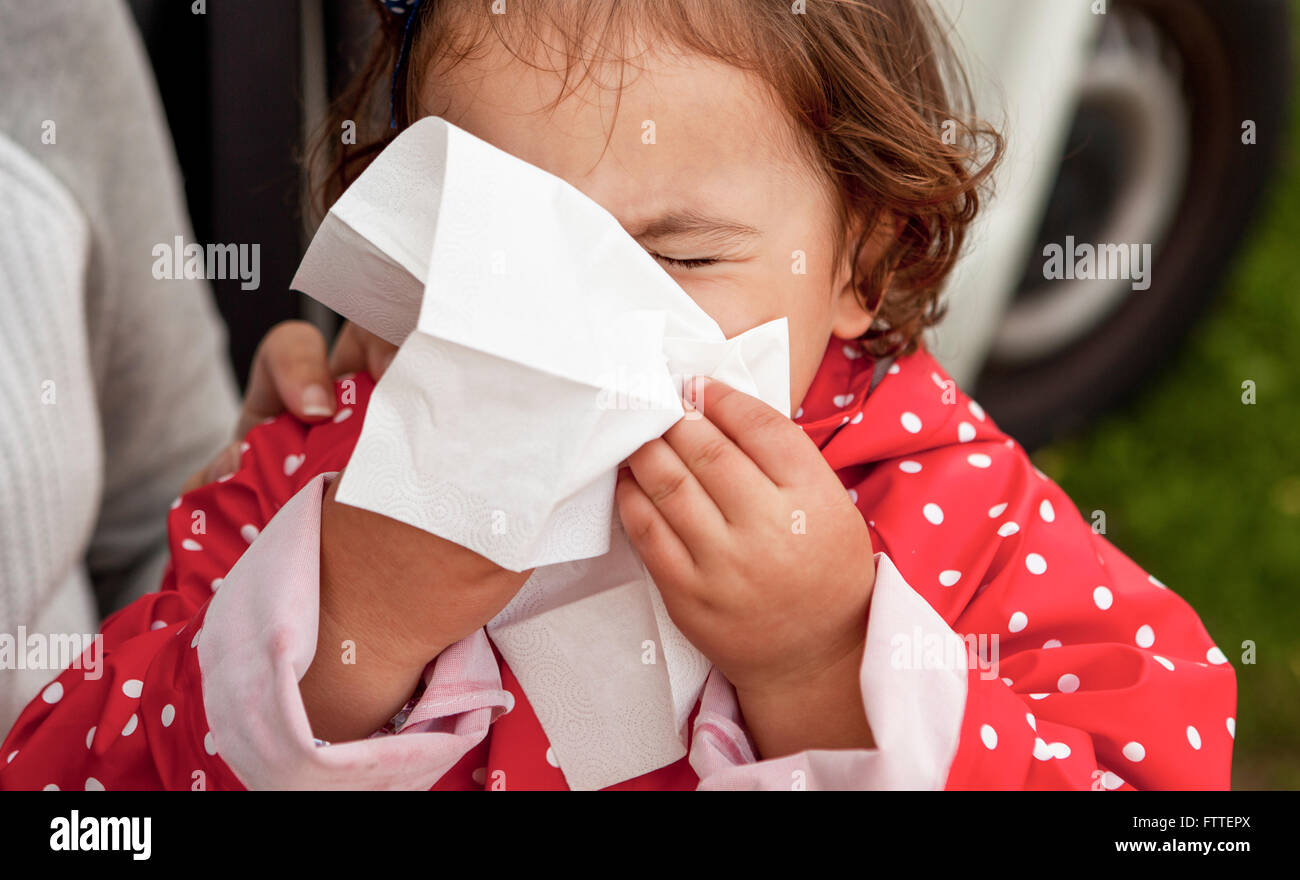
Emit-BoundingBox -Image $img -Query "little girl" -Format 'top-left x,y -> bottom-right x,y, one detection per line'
1,0 -> 1234,790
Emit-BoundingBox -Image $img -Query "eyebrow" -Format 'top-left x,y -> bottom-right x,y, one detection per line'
627,209 -> 762,247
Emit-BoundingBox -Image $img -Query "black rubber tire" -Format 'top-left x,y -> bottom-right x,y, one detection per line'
973,0 -> 1292,451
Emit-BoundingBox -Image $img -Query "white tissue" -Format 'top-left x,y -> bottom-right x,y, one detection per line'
290,116 -> 790,790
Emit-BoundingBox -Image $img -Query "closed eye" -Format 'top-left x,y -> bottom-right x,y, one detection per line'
650,252 -> 720,269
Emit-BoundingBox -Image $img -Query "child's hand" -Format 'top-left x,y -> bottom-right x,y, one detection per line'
616,377 -> 876,754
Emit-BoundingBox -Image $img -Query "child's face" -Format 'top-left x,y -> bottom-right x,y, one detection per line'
418,39 -> 887,408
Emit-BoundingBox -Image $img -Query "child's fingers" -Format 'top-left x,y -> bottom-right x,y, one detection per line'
615,467 -> 697,578
689,377 -> 818,487
661,404 -> 774,521
625,438 -> 728,551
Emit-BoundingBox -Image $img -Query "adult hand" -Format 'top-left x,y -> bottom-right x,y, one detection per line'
180,320 -> 397,493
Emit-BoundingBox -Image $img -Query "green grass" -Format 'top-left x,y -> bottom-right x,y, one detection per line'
1030,14 -> 1300,789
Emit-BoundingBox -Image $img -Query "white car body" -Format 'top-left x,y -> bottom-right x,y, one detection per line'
930,0 -> 1106,386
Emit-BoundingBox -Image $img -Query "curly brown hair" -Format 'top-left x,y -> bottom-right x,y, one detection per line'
307,0 -> 1002,359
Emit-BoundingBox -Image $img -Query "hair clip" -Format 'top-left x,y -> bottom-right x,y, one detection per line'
387,0 -> 424,128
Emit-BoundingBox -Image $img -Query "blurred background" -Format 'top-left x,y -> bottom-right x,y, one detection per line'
117,0 -> 1299,787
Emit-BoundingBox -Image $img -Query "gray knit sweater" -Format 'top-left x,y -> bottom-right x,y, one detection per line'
0,0 -> 241,732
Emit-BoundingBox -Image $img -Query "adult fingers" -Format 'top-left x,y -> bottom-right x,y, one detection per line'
328,321 -> 398,381
237,320 -> 335,439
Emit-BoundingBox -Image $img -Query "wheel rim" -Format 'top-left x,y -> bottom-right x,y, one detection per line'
990,4 -> 1193,365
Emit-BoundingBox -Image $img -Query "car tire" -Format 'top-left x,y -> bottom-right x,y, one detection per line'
973,0 -> 1291,451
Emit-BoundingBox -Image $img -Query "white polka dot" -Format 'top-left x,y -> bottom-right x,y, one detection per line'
43,784 -> 59,791
41,682 -> 62,704
958,421 -> 976,443
1153,655 -> 1175,671
888,363 -> 900,374
181,539 -> 202,552
899,460 -> 923,473
1122,741 -> 1146,762
938,570 -> 961,587
1206,646 -> 1228,665
333,407 -> 353,423
847,488 -> 858,504
988,502 -> 1007,518
980,724 -> 998,749
1025,553 -> 1047,575
5,750 -> 15,764
1026,712 -> 1037,730
1002,677 -> 1013,686
997,521 -> 1019,537
1039,499 -> 1055,522
1050,741 -> 1071,759
216,473 -> 234,483
85,777 -> 105,791
211,578 -> 223,592
471,766 -> 487,785
833,393 -> 854,408
1093,586 -> 1113,610
923,503 -> 944,525
1135,625 -> 1155,648
1042,639 -> 1062,649
900,411 -> 922,433
122,714 -> 138,737
1187,726 -> 1202,750
1033,467 -> 1047,480
239,524 -> 259,543
122,679 -> 143,699
1033,738 -> 1053,761
283,453 -> 306,476
968,400 -> 986,421
1008,611 -> 1028,633
169,497 -> 182,510
795,407 -> 803,419
930,371 -> 947,390
1100,771 -> 1124,790
240,441 -> 251,453
161,704 -> 176,727
1226,717 -> 1235,739
967,453 -> 992,468
150,620 -> 166,630
1057,673 -> 1080,693
190,628 -> 201,649
1029,692 -> 1049,700
204,731 -> 217,755
86,727 -> 96,749
850,411 -> 863,424
1148,574 -> 1166,589
545,746 -> 559,768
